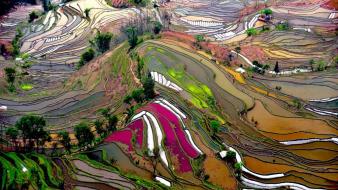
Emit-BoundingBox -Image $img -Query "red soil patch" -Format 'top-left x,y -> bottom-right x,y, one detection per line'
239,4 -> 266,21
321,0 -> 338,9
240,45 -> 269,63
111,0 -> 130,8
0,39 -> 13,56
161,31 -> 230,62
161,31 -> 195,47
200,42 -> 230,62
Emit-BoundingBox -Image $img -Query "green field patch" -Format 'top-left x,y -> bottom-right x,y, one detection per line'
142,45 -> 216,110
20,84 -> 33,91
201,85 -> 212,96
0,152 -> 62,190
190,96 -> 208,108
168,68 -> 184,79
156,47 -> 165,53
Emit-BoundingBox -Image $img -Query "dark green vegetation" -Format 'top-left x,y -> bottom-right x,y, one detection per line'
1,0 -> 337,189
78,48 -> 95,68
74,122 -> 94,148
15,115 -> 50,152
94,32 -> 113,53
0,152 -> 63,190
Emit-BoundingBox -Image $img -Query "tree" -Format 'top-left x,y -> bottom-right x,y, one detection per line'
195,34 -> 204,42
107,115 -> 118,132
316,60 -> 326,71
77,48 -> 95,68
100,108 -> 110,119
137,58 -> 144,79
29,11 -> 39,23
235,46 -> 241,57
12,29 -> 23,57
4,67 -> 16,91
210,120 -> 221,135
74,122 -> 94,148
42,0 -> 50,12
225,150 -> 236,162
142,73 -> 155,99
261,8 -> 272,15
126,26 -> 138,49
309,59 -> 315,71
234,162 -> 243,178
94,32 -> 113,53
84,8 -> 91,19
58,131 -> 71,153
15,115 -> 48,151
123,95 -> 133,105
94,119 -> 105,136
273,61 -> 280,74
292,99 -> 302,110
153,21 -> 163,34
131,88 -> 144,103
6,127 -> 18,150
4,67 -> 16,84
246,28 -> 258,36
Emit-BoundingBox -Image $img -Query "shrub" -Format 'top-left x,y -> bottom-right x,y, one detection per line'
225,150 -> 236,162
94,32 -> 113,53
153,21 -> 162,34
77,48 -> 95,68
74,122 -> 94,147
28,11 -> 39,23
142,73 -> 155,99
246,28 -> 258,36
131,88 -> 144,103
12,29 -> 23,57
210,120 -> 220,135
125,26 -> 138,49
195,34 -> 205,42
276,22 -> 289,31
261,8 -> 272,15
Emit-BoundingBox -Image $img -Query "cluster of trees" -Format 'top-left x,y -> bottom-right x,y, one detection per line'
124,73 -> 155,104
5,115 -> 50,152
77,32 -> 113,68
5,111 -> 119,154
57,109 -> 118,153
251,60 -> 270,74
222,150 -> 243,179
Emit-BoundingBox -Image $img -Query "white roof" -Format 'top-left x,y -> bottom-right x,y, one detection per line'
236,67 -> 246,73
155,176 -> 171,186
0,106 -> 7,111
219,150 -> 227,158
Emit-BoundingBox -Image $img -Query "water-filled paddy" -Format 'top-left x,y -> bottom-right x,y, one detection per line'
247,101 -> 338,140
261,80 -> 338,100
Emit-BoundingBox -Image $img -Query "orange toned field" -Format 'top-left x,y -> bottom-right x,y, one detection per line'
244,156 -> 338,182
247,101 -> 338,140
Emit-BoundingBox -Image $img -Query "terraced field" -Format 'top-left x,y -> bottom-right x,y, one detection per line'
1,0 -> 337,189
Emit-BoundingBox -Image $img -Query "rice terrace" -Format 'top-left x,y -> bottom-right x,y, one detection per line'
0,0 -> 337,189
